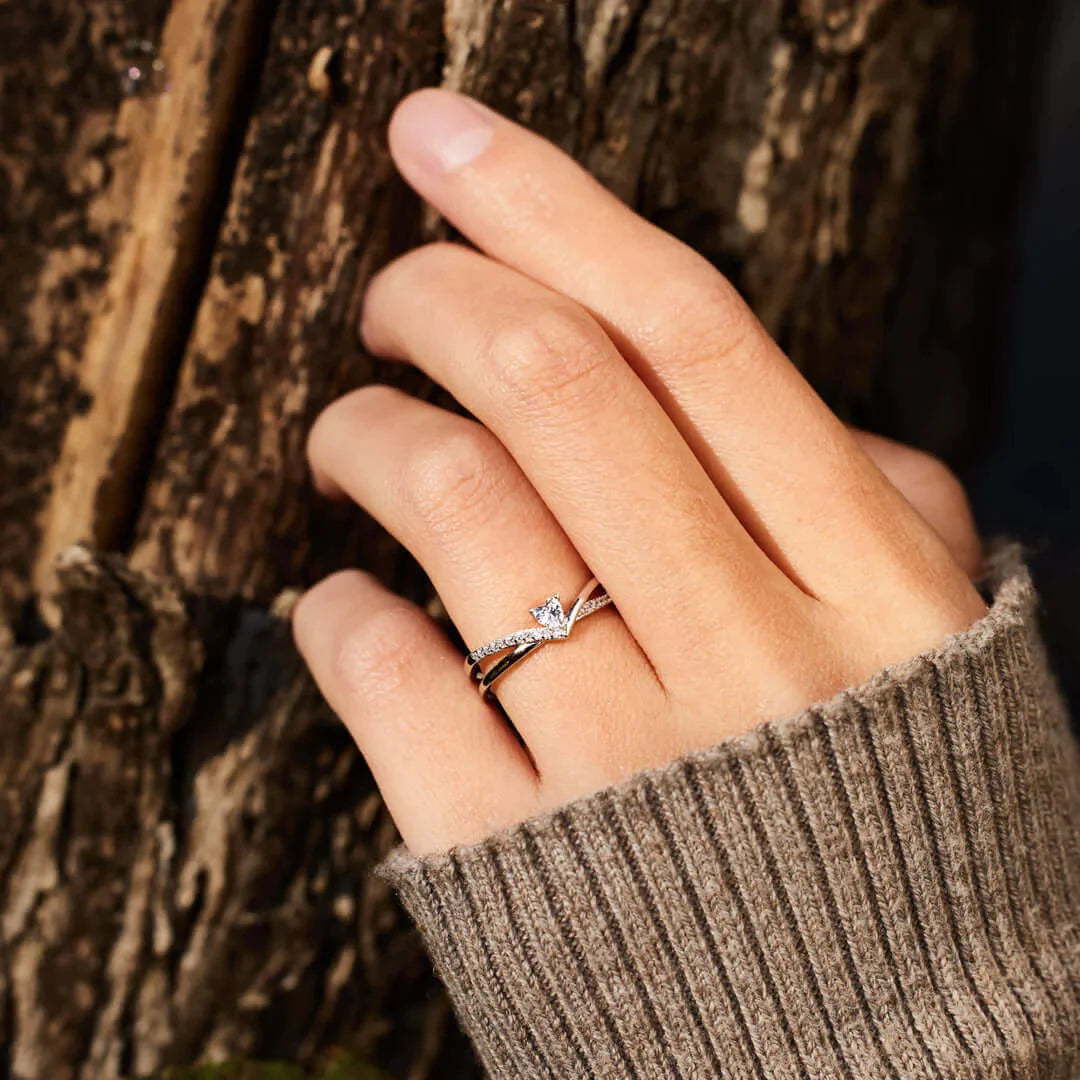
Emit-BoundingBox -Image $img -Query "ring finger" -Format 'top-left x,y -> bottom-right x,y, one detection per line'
360,244 -> 803,684
307,384 -> 668,790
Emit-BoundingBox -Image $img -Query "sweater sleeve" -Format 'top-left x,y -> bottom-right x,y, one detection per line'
378,554 -> 1080,1079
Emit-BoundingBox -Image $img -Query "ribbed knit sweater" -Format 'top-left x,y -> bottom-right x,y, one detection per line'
380,555 -> 1080,1078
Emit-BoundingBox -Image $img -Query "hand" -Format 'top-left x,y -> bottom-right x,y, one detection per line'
293,90 -> 985,855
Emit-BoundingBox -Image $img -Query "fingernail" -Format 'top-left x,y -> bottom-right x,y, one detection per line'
391,89 -> 494,173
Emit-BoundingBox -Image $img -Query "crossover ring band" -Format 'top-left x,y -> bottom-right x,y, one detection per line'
465,578 -> 613,699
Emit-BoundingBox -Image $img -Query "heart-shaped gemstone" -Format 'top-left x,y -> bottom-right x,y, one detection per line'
529,595 -> 569,635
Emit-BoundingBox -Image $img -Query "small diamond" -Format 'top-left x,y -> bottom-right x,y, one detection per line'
530,595 -> 568,636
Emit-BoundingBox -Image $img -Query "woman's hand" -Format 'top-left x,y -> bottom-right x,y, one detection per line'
293,90 -> 985,855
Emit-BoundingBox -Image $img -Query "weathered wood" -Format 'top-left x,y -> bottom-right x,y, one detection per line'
0,0 -> 1052,1077
0,549 -> 464,1080
131,0 -> 446,601
0,0 -> 261,623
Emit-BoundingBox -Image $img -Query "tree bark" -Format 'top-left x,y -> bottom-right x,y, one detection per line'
0,0 -> 1050,1076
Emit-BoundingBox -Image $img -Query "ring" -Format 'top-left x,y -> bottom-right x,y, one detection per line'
465,578 -> 613,698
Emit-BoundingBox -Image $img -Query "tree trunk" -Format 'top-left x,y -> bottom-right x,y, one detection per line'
0,0 -> 1050,1076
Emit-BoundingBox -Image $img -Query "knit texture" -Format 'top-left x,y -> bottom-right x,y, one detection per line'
381,556 -> 1080,1078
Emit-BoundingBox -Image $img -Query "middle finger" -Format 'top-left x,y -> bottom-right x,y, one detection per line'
360,244 -> 800,679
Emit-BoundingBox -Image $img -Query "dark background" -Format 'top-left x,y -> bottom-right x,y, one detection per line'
970,0 -> 1080,705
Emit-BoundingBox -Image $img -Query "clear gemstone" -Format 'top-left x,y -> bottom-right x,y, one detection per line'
530,595 -> 568,635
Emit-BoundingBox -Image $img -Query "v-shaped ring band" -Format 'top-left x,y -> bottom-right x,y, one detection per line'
465,578 -> 613,699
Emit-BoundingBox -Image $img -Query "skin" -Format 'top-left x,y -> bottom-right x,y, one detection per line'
293,89 -> 986,856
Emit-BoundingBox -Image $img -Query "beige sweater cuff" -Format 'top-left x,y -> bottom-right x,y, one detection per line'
380,555 -> 1080,1079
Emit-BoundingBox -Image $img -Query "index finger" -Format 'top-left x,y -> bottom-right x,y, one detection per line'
386,89 -> 977,619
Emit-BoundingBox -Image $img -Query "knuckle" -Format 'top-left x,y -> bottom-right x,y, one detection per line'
653,267 -> 755,367
333,604 -> 432,701
481,304 -> 609,412
400,424 -> 509,537
662,266 -> 742,319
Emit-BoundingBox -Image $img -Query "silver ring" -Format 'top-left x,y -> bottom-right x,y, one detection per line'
465,577 -> 612,698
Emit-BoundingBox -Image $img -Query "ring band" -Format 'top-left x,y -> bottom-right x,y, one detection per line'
465,578 -> 612,698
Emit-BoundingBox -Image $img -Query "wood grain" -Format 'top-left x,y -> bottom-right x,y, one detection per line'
0,0 -> 262,623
